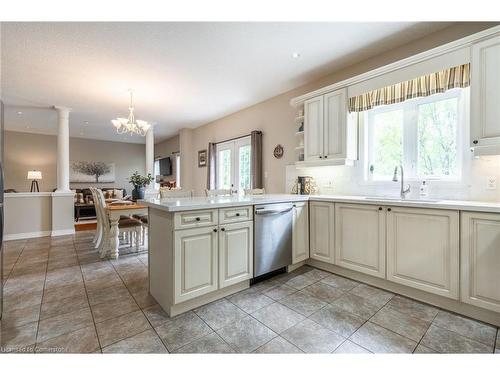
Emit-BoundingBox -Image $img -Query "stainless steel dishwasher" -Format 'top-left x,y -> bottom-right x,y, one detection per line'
254,202 -> 293,277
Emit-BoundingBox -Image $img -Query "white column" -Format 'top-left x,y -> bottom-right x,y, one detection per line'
145,126 -> 155,191
54,106 -> 71,192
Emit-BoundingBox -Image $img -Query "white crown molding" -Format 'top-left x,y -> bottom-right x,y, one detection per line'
290,25 -> 500,106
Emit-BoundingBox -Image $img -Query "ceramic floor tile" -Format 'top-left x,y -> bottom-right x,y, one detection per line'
301,268 -> 331,282
44,266 -> 83,290
96,310 -> 151,347
155,311 -> 213,352
281,319 -> 345,353
432,310 -> 497,347
321,274 -> 359,292
386,295 -> 438,322
497,332 -> 500,350
40,293 -> 90,320
369,306 -> 430,342
227,290 -> 274,314
301,282 -> 344,303
216,315 -> 277,353
262,284 -> 297,301
251,302 -> 305,334
142,304 -> 175,328
91,295 -> 140,323
174,332 -> 235,354
329,293 -> 380,320
37,306 -> 94,343
41,282 -> 86,304
254,336 -> 303,353
0,322 -> 38,352
349,284 -> 394,308
194,298 -> 248,331
350,322 -> 417,353
35,326 -> 100,353
309,304 -> 365,337
1,304 -> 41,329
102,329 -> 167,353
421,324 -> 493,353
86,284 -> 132,306
333,340 -> 371,354
285,274 -> 316,290
279,291 -> 326,316
3,289 -> 43,312
414,344 -> 437,353
130,288 -> 158,309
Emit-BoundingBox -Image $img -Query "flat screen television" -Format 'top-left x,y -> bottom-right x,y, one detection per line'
159,157 -> 172,176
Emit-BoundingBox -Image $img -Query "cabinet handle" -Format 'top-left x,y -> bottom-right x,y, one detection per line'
324,155 -> 328,159
195,217 -> 201,221
235,213 -> 240,217
473,140 -> 478,145
213,228 -> 218,232
387,208 -> 392,212
319,156 -> 323,159
378,207 -> 383,211
221,228 -> 225,231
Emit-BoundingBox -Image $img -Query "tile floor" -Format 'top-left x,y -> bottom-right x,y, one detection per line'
1,230 -> 500,354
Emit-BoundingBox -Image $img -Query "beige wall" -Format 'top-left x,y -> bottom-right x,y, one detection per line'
4,194 -> 53,238
4,131 -> 146,193
183,22 -> 498,195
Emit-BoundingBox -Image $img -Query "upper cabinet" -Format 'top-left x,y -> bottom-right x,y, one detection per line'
303,88 -> 357,165
471,35 -> 500,153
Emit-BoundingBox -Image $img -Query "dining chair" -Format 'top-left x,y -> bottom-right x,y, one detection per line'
90,187 -> 103,249
244,188 -> 266,195
94,188 -> 142,258
205,189 -> 232,197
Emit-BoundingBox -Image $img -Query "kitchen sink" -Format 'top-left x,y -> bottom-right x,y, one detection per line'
362,196 -> 441,203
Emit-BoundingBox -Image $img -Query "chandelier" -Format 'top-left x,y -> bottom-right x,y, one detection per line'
111,90 -> 151,136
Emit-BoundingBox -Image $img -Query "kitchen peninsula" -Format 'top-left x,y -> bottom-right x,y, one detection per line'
143,194 -> 500,327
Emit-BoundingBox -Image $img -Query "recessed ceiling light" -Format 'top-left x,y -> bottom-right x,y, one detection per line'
84,121 -> 89,125
291,52 -> 301,59
17,111 -> 23,115
26,125 -> 30,129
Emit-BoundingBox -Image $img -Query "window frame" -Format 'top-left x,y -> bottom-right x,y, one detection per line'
362,88 -> 468,184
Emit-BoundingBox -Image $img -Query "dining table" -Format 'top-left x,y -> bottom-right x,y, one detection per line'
106,203 -> 148,259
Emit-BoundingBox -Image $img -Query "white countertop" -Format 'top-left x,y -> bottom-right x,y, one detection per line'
142,193 -> 500,213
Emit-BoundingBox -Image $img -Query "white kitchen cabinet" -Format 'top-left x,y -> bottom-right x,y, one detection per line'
386,207 -> 459,299
304,96 -> 324,161
303,88 -> 356,164
461,212 -> 500,313
309,201 -> 335,264
335,203 -> 386,278
292,201 -> 309,264
323,89 -> 347,159
219,221 -> 253,288
471,35 -> 500,150
174,226 -> 218,303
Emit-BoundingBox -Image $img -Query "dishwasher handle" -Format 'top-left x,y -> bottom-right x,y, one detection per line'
255,207 -> 293,215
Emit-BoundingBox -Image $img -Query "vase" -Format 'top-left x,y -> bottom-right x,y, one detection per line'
132,187 -> 145,200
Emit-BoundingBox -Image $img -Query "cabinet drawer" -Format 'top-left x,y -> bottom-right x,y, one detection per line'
219,206 -> 253,224
174,209 -> 218,229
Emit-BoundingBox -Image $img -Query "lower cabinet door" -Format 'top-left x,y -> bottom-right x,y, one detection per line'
461,212 -> 500,313
386,207 -> 459,299
174,226 -> 218,303
292,202 -> 309,264
309,201 -> 335,264
335,203 -> 386,278
219,221 -> 253,288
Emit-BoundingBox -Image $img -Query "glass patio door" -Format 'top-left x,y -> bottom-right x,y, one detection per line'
216,136 -> 251,192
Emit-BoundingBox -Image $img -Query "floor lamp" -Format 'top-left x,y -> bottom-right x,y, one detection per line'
27,170 -> 42,192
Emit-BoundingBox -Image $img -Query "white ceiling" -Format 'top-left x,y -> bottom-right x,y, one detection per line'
1,22 -> 454,144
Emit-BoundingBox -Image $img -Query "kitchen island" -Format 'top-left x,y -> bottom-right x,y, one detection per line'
143,193 -> 500,326
143,194 -> 308,317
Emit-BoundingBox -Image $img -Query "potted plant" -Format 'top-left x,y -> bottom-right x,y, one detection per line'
128,171 -> 154,200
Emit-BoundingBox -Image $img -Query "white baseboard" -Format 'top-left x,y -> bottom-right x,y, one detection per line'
4,230 -> 52,241
51,228 -> 75,237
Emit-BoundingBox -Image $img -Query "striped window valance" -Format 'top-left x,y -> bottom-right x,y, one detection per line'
348,63 -> 470,113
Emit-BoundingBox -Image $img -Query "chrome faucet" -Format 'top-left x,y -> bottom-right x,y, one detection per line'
392,165 -> 411,199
